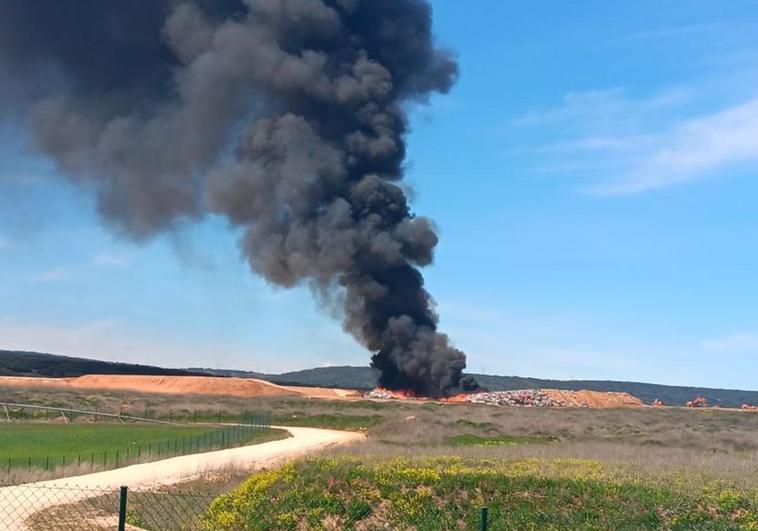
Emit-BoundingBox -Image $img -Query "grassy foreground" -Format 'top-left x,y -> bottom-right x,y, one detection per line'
202,457 -> 758,530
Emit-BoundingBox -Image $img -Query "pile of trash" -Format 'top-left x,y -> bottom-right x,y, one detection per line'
363,387 -> 644,408
463,389 -> 562,407
364,388 -> 416,400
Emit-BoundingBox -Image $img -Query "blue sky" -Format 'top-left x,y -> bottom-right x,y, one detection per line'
2,0 -> 758,389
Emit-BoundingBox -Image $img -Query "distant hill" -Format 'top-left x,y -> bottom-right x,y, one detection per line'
194,365 -> 758,408
0,349 -> 202,378
3,350 -> 757,408
193,365 -> 380,390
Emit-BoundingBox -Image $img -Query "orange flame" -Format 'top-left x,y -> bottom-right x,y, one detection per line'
370,387 -> 471,402
440,393 -> 470,403
376,387 -> 424,400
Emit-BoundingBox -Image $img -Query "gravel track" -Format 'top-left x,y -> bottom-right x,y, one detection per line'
0,426 -> 364,530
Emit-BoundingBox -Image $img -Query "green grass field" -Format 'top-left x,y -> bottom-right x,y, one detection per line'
272,413 -> 385,431
203,457 -> 758,530
0,423 -> 287,474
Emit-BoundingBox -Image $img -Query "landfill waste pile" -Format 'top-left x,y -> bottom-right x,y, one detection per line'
463,389 -> 562,407
364,388 -> 559,405
364,388 -> 644,408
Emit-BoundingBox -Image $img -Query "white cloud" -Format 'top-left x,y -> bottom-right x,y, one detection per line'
702,332 -> 758,353
618,23 -> 722,44
93,252 -> 131,268
29,267 -> 72,284
597,97 -> 758,194
0,236 -> 9,251
515,88 -> 758,194
514,88 -> 687,129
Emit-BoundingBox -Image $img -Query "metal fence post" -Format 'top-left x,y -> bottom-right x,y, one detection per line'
118,486 -> 128,531
480,507 -> 488,531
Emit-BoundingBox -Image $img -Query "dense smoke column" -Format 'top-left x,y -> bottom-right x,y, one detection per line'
0,0 -> 471,396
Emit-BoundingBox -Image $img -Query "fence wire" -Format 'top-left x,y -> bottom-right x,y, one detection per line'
1,412 -> 272,483
0,482 -> 217,530
0,481 -> 503,530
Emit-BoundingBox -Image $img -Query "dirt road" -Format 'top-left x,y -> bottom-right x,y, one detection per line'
0,426 -> 364,530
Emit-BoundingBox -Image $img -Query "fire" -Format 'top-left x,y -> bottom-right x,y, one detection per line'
441,393 -> 470,403
385,389 -> 420,399
366,387 -> 471,402
366,388 -> 427,400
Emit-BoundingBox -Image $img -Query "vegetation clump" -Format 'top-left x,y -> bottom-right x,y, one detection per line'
445,433 -> 557,446
202,457 -> 758,530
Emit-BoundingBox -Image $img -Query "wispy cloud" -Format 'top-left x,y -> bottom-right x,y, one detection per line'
618,23 -> 723,44
93,252 -> 131,269
515,87 -> 758,194
29,267 -> 72,284
597,97 -> 758,194
0,236 -> 9,252
514,88 -> 686,129
702,332 -> 758,353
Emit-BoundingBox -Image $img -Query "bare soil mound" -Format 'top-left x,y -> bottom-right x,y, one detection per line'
70,375 -> 298,397
0,374 -> 362,399
0,376 -> 72,389
543,389 -> 643,408
282,385 -> 360,399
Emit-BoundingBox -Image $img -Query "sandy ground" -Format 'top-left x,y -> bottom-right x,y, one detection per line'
543,389 -> 643,408
0,425 -> 364,530
0,374 -> 362,399
282,385 -> 361,399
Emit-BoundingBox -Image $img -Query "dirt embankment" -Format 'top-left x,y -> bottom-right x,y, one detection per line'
0,374 -> 360,399
543,389 -> 643,408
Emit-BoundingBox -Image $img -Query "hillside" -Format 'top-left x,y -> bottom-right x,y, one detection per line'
3,350 -> 757,407
0,350 -> 202,378
195,365 -> 758,408
195,366 -> 381,390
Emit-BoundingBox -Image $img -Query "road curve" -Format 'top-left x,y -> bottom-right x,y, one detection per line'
0,425 -> 364,530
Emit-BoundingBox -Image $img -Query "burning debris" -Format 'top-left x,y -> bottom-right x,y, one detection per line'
0,0 -> 473,398
366,388 -> 421,400
365,387 -> 645,408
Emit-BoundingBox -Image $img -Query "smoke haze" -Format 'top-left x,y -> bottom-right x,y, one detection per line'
0,0 -> 472,396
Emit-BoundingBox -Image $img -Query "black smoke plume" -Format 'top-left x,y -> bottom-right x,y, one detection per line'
0,0 -> 474,397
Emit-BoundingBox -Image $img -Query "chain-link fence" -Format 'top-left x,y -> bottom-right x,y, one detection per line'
0,483 -> 218,530
0,483 -> 497,530
1,411 -> 272,484
1,403 -> 273,427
